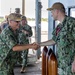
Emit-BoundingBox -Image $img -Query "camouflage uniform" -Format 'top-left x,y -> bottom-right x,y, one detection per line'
0,26 -> 18,75
52,16 -> 75,75
18,24 -> 32,68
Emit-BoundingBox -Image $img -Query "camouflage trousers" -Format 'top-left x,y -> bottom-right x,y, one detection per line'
0,70 -> 14,75
0,62 -> 14,75
17,51 -> 22,64
0,70 -> 9,75
21,49 -> 28,67
58,67 -> 75,75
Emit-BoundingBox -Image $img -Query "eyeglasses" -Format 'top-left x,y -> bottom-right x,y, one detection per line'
14,21 -> 20,23
11,20 -> 20,23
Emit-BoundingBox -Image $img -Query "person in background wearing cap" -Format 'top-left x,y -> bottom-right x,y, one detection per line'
0,15 -> 9,30
15,8 -> 20,14
0,13 -> 39,75
17,16 -> 33,73
0,26 -> 2,33
39,2 -> 75,75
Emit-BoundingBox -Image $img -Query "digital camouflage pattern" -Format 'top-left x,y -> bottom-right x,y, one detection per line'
17,24 -> 32,67
52,16 -> 75,75
0,26 -> 18,75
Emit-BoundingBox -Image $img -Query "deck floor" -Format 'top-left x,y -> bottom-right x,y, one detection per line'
14,59 -> 42,75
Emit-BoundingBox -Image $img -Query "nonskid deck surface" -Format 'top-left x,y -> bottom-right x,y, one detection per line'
14,58 -> 42,75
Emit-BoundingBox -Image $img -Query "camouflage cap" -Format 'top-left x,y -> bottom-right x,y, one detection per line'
47,2 -> 65,11
22,16 -> 26,20
8,13 -> 22,21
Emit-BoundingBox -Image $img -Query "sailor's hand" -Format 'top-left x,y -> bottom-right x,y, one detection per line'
22,30 -> 29,34
31,42 -> 40,50
72,57 -> 75,73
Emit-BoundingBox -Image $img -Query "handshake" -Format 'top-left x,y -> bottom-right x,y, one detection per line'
30,42 -> 40,50
30,41 -> 49,50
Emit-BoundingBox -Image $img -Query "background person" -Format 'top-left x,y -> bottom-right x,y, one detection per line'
17,16 -> 33,73
0,26 -> 2,33
0,15 -> 9,30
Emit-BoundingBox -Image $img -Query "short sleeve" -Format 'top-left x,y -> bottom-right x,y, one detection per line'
3,34 -> 17,49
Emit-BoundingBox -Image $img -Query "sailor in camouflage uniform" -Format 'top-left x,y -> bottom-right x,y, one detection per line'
17,16 -> 33,73
40,2 -> 75,75
0,13 -> 39,75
